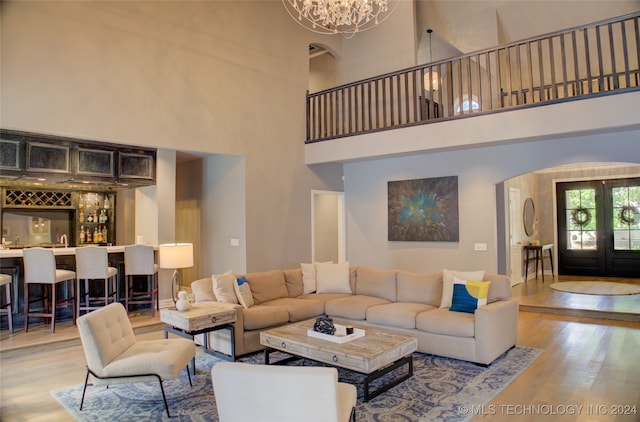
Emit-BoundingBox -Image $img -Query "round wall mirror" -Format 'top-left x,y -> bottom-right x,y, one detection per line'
523,198 -> 535,236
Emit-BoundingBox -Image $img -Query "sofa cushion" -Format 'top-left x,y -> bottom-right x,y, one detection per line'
440,269 -> 485,308
246,270 -> 289,305
262,298 -> 325,322
366,302 -> 435,329
213,270 -> 239,304
450,277 -> 490,313
396,271 -> 442,306
191,278 -> 216,302
416,308 -> 475,337
325,295 -> 390,320
242,305 -> 289,330
234,276 -> 254,309
316,262 -> 352,294
355,267 -> 397,302
284,268 -> 304,298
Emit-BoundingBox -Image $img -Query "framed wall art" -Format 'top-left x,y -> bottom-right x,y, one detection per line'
388,176 -> 459,242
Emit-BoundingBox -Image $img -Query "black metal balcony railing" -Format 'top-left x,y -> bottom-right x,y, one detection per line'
306,12 -> 640,143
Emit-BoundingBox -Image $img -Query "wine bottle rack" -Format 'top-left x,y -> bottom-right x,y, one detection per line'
3,189 -> 73,208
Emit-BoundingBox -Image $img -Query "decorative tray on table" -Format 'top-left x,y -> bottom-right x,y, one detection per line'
307,324 -> 365,344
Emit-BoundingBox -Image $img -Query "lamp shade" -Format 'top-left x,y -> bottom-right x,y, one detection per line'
159,243 -> 193,269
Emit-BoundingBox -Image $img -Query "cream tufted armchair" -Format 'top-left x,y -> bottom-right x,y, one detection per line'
77,302 -> 195,417
212,361 -> 357,422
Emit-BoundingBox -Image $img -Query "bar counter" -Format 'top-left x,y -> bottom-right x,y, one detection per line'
0,245 -> 158,330
0,245 -> 133,259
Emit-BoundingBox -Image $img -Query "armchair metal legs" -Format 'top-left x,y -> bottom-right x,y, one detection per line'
79,365 -> 192,417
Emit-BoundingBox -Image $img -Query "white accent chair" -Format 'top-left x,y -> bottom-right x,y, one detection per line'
23,247 -> 76,333
75,246 -> 118,317
124,244 -> 159,315
77,302 -> 195,417
212,362 -> 357,422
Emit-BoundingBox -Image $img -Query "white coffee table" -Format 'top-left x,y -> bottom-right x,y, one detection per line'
260,319 -> 417,401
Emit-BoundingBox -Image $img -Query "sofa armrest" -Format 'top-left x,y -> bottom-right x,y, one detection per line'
474,300 -> 519,365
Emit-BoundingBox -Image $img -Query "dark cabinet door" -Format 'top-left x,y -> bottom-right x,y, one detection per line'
27,142 -> 71,174
118,151 -> 155,182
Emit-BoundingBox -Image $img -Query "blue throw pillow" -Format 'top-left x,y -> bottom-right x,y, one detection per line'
450,277 -> 490,313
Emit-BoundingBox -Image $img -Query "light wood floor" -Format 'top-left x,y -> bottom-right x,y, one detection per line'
513,275 -> 640,321
1,278 -> 639,421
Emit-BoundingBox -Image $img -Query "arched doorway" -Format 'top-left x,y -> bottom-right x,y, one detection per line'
309,43 -> 338,93
501,162 -> 640,283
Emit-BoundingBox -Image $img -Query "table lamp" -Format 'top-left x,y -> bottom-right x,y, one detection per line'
159,243 -> 193,303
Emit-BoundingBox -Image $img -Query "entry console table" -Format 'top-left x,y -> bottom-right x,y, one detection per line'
523,243 -> 554,282
161,303 -> 237,374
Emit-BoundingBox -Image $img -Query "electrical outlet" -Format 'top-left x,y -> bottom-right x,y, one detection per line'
474,243 -> 487,251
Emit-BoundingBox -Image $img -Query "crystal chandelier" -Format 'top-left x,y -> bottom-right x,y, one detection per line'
282,0 -> 400,38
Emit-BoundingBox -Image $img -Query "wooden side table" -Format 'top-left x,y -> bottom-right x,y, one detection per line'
523,243 -> 554,282
161,303 -> 237,374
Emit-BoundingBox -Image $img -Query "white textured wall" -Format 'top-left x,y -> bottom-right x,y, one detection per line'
202,154 -> 247,276
1,1 -> 344,272
344,130 -> 640,274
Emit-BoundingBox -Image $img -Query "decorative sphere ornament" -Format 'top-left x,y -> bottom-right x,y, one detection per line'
176,290 -> 190,312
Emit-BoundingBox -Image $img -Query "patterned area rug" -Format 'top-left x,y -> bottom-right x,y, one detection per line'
550,281 -> 640,296
52,347 -> 541,421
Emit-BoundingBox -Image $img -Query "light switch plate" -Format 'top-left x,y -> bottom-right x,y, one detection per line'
474,243 -> 487,251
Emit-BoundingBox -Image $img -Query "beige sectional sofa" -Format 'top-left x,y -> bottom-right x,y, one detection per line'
191,266 -> 518,366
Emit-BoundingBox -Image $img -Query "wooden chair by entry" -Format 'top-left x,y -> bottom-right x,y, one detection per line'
0,274 -> 14,333
75,246 -> 118,318
124,245 -> 159,315
23,247 -> 76,333
77,302 -> 195,417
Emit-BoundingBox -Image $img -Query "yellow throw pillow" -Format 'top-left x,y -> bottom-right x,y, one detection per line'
450,276 -> 490,313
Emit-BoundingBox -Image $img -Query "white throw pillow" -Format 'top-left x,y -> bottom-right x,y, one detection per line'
212,270 -> 239,304
300,261 -> 333,294
300,262 -> 317,294
191,278 -> 216,302
233,276 -> 254,309
315,262 -> 352,294
440,269 -> 486,308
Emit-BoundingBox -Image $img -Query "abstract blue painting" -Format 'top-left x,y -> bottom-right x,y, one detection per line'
388,176 -> 459,241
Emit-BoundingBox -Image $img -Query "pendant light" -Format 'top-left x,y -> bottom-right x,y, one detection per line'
424,29 -> 440,91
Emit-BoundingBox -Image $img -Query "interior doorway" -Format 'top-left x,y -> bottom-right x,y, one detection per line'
311,190 -> 345,263
499,163 -> 640,284
556,178 -> 640,277
508,188 -> 523,285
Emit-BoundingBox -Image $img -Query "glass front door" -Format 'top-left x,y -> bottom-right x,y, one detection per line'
557,178 -> 640,277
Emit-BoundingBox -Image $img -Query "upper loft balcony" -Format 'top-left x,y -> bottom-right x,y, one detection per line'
305,12 -> 640,165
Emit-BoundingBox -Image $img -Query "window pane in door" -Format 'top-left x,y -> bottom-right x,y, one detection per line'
612,186 -> 640,250
631,230 -> 640,250
566,188 -> 597,250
